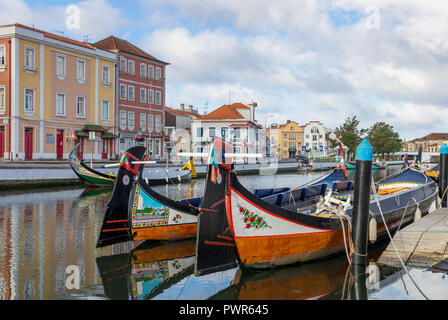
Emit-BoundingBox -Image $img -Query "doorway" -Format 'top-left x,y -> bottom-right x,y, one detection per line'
56,130 -> 64,160
25,128 -> 33,160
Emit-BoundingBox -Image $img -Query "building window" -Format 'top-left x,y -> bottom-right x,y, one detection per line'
233,127 -> 240,139
289,134 -> 296,140
312,135 -> 317,141
56,55 -> 66,79
128,111 -> 135,130
128,86 -> 135,101
140,113 -> 146,131
120,138 -> 126,151
155,67 -> 162,80
0,46 -> 5,68
119,57 -> 126,72
209,127 -> 215,138
221,127 -> 228,138
24,47 -> 35,70
148,89 -> 154,104
284,142 -> 287,147
148,65 -> 154,79
102,66 -> 110,85
56,93 -> 65,116
0,87 -> 5,113
77,59 -> 85,81
24,88 -> 35,113
140,88 -> 146,103
120,84 -> 126,99
102,100 -> 109,121
197,127 -> 204,138
283,134 -> 287,139
140,63 -> 146,78
289,142 -> 295,148
155,91 -> 161,105
120,110 -> 126,130
128,60 -> 135,75
155,115 -> 161,133
148,114 -> 154,132
76,96 -> 85,118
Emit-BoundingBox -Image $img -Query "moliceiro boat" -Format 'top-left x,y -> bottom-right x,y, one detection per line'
96,145 -> 200,247
194,138 -> 350,276
96,141 -> 306,248
346,160 -> 387,170
68,143 -> 193,187
224,167 -> 437,269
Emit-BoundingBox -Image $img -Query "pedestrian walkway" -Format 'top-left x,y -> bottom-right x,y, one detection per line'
378,208 -> 448,268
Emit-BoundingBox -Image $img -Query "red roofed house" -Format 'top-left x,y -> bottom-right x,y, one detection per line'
94,36 -> 169,160
191,102 -> 265,162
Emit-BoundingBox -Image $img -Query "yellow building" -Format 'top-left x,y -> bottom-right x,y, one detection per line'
267,120 -> 304,159
0,23 -> 116,160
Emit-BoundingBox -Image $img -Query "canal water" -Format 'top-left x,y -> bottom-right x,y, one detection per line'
0,166 -> 447,300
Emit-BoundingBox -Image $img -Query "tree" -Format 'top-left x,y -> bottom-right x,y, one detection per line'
366,122 -> 401,158
335,116 -> 366,160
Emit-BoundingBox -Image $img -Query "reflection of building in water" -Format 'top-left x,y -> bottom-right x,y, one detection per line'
0,188 -> 109,299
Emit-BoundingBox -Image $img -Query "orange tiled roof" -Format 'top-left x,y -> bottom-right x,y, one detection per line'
165,106 -> 200,117
93,35 -> 168,64
197,103 -> 250,120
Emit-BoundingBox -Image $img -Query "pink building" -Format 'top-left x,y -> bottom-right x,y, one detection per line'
94,36 -> 169,160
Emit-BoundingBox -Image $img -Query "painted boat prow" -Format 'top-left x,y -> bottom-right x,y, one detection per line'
96,146 -> 147,248
68,143 -> 116,187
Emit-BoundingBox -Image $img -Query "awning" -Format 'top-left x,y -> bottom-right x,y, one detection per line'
101,132 -> 117,139
75,130 -> 89,137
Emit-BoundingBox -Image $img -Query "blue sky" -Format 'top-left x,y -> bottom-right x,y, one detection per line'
2,0 -> 448,140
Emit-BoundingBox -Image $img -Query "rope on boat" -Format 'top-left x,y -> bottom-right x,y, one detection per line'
370,176 -> 430,300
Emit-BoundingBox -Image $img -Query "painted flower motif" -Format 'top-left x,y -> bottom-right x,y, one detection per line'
236,203 -> 271,230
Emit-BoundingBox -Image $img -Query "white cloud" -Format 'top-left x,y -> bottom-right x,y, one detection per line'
0,0 -> 125,41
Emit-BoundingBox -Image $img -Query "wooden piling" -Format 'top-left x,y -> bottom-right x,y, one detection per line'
351,139 -> 373,266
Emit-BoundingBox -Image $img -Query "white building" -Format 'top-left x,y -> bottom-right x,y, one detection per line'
164,104 -> 200,154
191,102 -> 265,162
303,120 -> 328,157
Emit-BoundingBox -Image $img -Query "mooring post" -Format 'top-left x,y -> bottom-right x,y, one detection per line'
351,139 -> 373,266
440,143 -> 448,208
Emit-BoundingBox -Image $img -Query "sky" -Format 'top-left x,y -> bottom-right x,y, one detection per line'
2,0 -> 448,140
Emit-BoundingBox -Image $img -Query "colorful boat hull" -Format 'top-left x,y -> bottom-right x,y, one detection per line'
225,168 -> 437,268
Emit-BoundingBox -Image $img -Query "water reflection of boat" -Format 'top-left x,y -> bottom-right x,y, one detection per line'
209,241 -> 390,300
79,187 -> 113,199
96,240 -> 196,300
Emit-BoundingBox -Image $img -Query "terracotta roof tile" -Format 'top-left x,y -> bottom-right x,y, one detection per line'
197,103 -> 250,120
93,36 -> 168,64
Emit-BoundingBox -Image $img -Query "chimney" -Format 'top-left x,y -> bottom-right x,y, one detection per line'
188,105 -> 193,111
248,102 -> 257,122
180,103 -> 185,111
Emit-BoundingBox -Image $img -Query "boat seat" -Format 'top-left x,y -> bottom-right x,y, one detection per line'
255,188 -> 274,198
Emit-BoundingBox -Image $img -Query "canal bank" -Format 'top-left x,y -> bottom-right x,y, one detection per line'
0,160 -> 311,191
